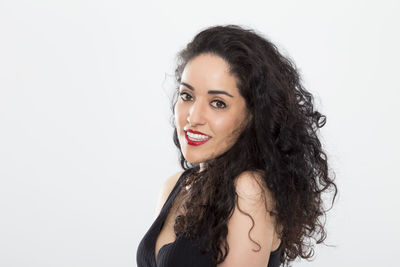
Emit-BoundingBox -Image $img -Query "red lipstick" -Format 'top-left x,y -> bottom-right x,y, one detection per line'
186,129 -> 209,136
185,129 -> 211,146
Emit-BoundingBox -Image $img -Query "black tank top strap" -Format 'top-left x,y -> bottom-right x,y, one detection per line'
158,168 -> 193,218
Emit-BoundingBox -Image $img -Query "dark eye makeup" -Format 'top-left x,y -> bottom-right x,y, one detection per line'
179,92 -> 227,109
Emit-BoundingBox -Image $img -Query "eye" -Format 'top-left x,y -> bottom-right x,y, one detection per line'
179,92 -> 192,101
211,100 -> 227,109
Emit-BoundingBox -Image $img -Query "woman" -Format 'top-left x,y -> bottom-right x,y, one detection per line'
137,24 -> 337,267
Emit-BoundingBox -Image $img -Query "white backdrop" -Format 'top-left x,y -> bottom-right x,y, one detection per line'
1,0 -> 399,266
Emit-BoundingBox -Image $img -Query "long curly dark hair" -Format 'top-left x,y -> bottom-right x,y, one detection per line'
168,24 -> 337,266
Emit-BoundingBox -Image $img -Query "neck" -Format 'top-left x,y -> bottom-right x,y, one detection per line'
199,163 -> 205,172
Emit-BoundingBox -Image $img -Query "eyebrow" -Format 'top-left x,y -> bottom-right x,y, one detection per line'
180,82 -> 234,98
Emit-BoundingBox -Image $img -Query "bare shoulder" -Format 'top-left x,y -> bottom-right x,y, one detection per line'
234,170 -> 276,212
234,170 -> 266,194
154,170 -> 185,217
217,170 -> 278,267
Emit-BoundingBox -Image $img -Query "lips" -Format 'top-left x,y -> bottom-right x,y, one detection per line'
184,130 -> 211,146
186,129 -> 211,137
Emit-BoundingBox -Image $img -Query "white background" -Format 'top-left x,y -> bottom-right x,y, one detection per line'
1,0 -> 399,266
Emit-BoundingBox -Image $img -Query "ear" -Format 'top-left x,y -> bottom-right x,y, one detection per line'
246,110 -> 254,126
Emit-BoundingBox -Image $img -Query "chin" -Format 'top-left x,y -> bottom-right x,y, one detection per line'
183,155 -> 202,164
182,152 -> 205,165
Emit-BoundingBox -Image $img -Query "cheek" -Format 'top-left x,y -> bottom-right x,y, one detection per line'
174,103 -> 185,128
212,115 -> 240,137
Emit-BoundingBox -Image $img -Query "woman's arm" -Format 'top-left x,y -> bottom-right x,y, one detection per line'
217,171 -> 277,267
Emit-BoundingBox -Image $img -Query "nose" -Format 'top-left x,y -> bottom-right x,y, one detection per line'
187,100 -> 206,126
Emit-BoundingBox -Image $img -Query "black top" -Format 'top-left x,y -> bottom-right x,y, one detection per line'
136,168 -> 281,267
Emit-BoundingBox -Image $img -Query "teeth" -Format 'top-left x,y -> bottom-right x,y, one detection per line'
187,131 -> 210,141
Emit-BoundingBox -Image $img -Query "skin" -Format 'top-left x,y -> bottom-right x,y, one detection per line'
154,53 -> 280,266
174,53 -> 252,170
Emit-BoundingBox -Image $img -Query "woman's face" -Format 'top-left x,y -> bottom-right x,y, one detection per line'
174,53 -> 251,165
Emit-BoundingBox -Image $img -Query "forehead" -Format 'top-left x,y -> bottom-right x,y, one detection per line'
181,54 -> 239,96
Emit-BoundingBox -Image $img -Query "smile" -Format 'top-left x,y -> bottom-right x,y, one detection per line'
185,131 -> 211,146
